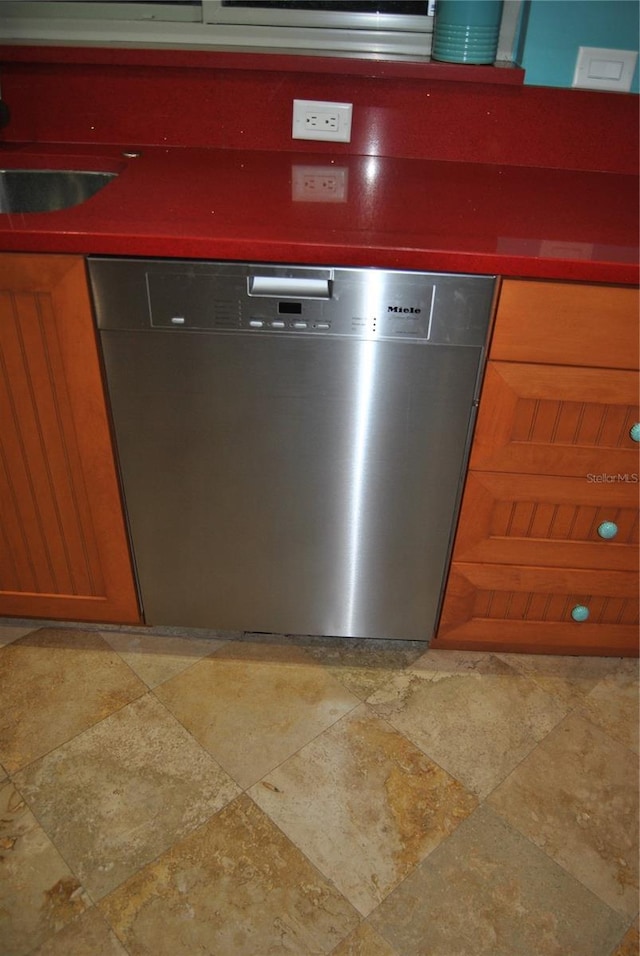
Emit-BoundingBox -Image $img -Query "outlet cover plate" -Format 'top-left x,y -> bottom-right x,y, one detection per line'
292,99 -> 353,143
573,46 -> 638,91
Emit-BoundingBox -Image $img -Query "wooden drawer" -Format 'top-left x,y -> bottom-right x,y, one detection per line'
434,563 -> 639,656
470,362 -> 640,476
490,280 -> 639,370
452,472 -> 639,571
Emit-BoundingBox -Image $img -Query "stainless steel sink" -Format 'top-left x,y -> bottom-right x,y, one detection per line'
0,169 -> 117,213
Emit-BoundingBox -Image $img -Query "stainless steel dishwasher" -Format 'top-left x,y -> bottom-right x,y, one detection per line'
90,259 -> 495,640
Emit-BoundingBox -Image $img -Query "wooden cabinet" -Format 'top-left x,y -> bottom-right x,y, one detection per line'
0,254 -> 141,624
434,279 -> 639,656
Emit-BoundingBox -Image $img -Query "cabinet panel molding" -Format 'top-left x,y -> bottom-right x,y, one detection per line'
0,254 -> 140,623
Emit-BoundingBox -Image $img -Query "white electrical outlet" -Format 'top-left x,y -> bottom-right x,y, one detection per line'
292,99 -> 353,143
291,165 -> 348,202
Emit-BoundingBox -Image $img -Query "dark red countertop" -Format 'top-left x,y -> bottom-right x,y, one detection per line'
0,44 -> 638,283
0,142 -> 637,283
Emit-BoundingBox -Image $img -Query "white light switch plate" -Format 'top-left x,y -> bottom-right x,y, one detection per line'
573,46 -> 638,92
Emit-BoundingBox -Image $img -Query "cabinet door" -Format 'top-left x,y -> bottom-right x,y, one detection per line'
453,471 -> 638,571
434,563 -> 639,656
0,254 -> 140,623
470,362 -> 639,476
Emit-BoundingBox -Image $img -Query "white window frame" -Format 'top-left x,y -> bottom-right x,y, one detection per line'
203,1 -> 435,57
0,1 -> 520,62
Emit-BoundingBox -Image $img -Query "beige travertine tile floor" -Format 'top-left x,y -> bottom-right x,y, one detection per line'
0,620 -> 638,956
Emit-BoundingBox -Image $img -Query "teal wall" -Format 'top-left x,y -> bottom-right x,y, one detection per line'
516,0 -> 639,93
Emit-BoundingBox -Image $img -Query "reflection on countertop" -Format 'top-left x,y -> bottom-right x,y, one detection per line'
0,143 -> 637,284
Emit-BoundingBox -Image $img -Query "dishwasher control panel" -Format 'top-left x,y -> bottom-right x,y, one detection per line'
146,268 -> 436,342
90,259 -> 496,348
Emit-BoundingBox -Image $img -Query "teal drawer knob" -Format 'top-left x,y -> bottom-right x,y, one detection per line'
597,521 -> 619,539
630,423 -> 640,443
571,605 -> 590,622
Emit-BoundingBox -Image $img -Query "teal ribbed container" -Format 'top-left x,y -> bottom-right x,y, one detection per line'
432,0 -> 503,64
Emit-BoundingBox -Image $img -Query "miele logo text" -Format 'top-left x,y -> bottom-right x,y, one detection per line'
388,306 -> 421,314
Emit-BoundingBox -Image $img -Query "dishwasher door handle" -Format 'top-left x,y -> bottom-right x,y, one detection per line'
248,275 -> 332,299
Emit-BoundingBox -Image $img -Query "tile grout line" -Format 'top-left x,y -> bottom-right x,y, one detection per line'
483,709 -> 639,924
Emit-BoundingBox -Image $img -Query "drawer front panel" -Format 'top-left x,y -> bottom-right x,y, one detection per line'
435,563 -> 639,655
453,472 -> 639,570
490,280 -> 639,370
470,363 -> 640,476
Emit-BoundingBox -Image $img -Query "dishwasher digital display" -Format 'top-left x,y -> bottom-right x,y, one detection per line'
278,301 -> 303,314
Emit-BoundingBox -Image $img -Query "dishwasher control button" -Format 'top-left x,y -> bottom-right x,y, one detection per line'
315,322 -> 331,330
249,320 -> 265,328
270,321 -> 286,329
170,316 -> 186,325
292,321 -> 308,330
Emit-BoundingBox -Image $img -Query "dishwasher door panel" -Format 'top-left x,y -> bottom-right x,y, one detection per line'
100,329 -> 481,639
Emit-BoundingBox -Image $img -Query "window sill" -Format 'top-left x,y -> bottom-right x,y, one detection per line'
0,43 -> 525,85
